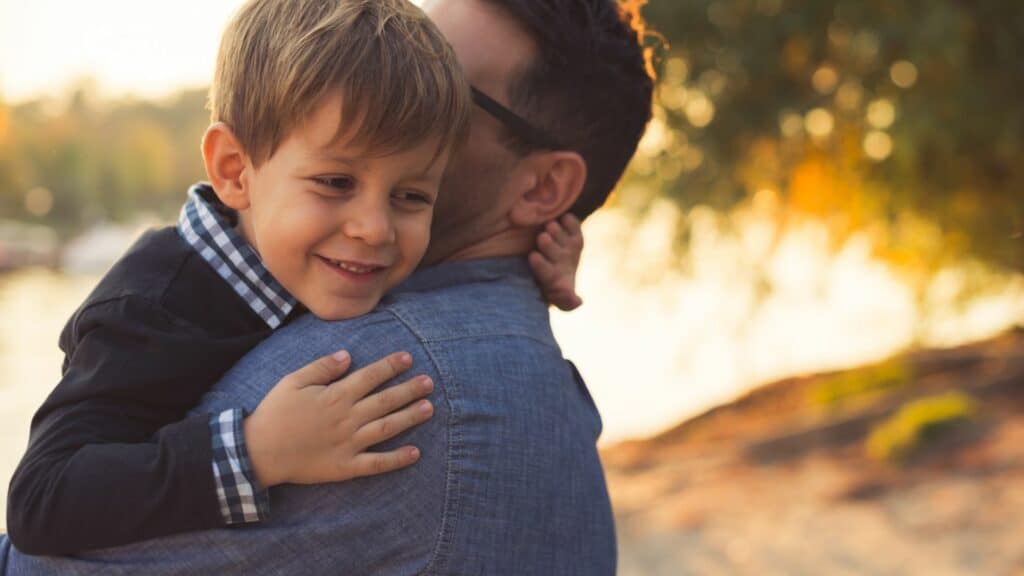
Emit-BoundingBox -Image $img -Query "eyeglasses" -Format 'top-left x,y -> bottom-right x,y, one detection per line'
470,86 -> 565,151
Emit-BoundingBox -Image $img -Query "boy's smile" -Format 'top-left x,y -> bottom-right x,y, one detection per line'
210,91 -> 449,321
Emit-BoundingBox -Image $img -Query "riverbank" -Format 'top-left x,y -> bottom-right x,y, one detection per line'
607,327 -> 1024,575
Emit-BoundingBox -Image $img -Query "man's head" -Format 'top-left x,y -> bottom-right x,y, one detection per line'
202,0 -> 471,320
422,0 -> 654,265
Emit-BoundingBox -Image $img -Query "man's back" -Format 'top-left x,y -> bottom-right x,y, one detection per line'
2,258 -> 615,575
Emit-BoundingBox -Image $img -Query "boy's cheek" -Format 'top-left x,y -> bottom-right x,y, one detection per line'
404,219 -> 434,264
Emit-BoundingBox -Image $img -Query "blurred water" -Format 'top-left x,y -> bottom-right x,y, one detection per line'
552,202 -> 1024,445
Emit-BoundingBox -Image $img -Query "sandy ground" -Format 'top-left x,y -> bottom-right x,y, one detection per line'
607,332 -> 1024,575
611,441 -> 1024,575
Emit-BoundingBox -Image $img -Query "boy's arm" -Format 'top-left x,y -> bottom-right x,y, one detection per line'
7,296 -> 432,556
6,297 -> 245,555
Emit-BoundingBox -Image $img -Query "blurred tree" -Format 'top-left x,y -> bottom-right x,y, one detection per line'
629,0 -> 1023,272
0,83 -> 208,236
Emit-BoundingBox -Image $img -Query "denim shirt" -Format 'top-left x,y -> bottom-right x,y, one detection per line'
2,257 -> 616,575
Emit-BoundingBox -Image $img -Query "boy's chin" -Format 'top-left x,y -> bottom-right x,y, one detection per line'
305,297 -> 379,321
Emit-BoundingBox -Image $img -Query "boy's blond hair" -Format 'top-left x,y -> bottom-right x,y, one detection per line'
210,0 -> 470,165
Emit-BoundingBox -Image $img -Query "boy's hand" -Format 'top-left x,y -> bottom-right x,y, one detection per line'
529,213 -> 584,311
243,350 -> 434,488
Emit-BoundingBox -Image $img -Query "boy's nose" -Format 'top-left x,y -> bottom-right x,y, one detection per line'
341,195 -> 395,247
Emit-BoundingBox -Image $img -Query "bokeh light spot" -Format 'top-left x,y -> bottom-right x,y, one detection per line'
890,60 -> 919,89
864,130 -> 894,161
835,80 -> 864,111
685,93 -> 716,128
805,108 -> 835,139
867,99 -> 896,129
24,187 -> 54,217
664,57 -> 689,84
812,65 -> 839,94
681,146 -> 705,172
780,111 -> 805,138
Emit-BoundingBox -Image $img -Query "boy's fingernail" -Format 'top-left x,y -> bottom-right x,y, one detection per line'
420,376 -> 433,391
399,352 -> 412,366
333,350 -> 350,362
409,447 -> 420,460
419,400 -> 433,415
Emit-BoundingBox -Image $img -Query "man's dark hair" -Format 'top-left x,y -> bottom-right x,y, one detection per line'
483,0 -> 655,220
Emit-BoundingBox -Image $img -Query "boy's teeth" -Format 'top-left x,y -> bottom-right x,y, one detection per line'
331,259 -> 375,273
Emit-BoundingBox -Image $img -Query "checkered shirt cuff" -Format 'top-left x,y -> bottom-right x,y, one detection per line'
210,408 -> 270,524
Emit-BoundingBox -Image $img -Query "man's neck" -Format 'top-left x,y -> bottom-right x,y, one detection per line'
428,226 -> 535,267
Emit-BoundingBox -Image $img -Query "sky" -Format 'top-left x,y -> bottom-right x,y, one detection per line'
0,1 -> 429,102
0,0 -> 248,101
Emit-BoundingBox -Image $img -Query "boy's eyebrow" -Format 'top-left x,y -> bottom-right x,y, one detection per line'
310,150 -> 442,182
312,151 -> 359,167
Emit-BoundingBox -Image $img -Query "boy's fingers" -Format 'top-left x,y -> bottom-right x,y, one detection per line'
353,399 -> 433,448
537,233 -> 564,259
559,214 -> 584,252
326,351 -> 413,405
355,375 -> 434,422
283,350 -> 351,389
350,446 -> 421,478
560,213 -> 582,237
528,251 -> 557,283
545,221 -> 568,245
552,292 -> 583,312
561,215 -> 585,251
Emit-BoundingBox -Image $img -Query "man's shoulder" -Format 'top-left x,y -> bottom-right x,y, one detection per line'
378,264 -> 557,348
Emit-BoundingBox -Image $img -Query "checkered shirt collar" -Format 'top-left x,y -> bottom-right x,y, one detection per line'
177,183 -> 297,329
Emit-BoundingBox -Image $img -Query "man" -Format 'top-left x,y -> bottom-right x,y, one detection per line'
1,0 -> 652,573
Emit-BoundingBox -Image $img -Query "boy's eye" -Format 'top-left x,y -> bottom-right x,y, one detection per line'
392,190 -> 432,205
314,176 -> 355,192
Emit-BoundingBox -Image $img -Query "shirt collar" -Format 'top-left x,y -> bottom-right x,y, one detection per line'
177,183 -> 297,329
392,256 -> 534,296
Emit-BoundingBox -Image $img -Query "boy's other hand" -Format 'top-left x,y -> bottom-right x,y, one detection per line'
529,213 -> 584,311
243,350 -> 433,488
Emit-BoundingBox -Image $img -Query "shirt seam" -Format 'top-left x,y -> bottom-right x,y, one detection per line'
383,308 -> 459,576
422,331 -> 561,352
155,238 -> 198,306
69,294 -> 200,346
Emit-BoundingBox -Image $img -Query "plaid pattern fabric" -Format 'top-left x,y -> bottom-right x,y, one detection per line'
177,184 -> 296,329
177,184 -> 291,525
210,408 -> 270,523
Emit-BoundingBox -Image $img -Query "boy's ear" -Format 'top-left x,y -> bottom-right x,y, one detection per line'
509,151 -> 587,227
202,122 -> 251,211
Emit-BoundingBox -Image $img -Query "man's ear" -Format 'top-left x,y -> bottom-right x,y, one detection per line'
509,151 -> 587,227
201,122 -> 251,211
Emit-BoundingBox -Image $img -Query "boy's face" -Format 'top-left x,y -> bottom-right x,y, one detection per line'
231,93 -> 448,320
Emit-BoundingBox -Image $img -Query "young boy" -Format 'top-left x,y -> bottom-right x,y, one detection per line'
5,0 -> 583,555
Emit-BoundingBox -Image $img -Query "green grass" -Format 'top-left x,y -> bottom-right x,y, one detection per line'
809,359 -> 911,409
866,392 -> 978,462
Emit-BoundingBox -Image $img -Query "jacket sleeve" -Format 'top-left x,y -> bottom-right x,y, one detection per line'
5,296 -> 256,555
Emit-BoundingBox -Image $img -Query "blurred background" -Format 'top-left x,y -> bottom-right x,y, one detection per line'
1,0 -> 1022,573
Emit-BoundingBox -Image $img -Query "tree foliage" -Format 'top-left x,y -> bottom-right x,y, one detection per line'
632,0 -> 1023,271
0,83 -> 208,236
